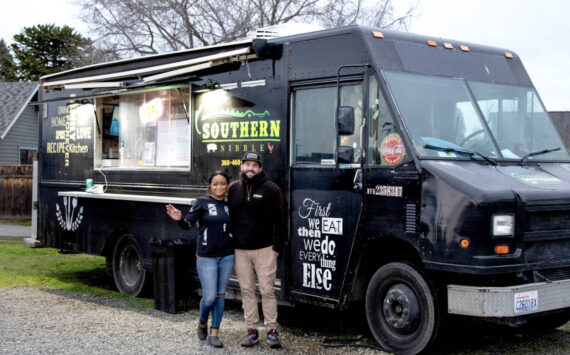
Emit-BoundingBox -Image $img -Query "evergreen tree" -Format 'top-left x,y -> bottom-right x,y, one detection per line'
11,24 -> 89,81
0,39 -> 17,82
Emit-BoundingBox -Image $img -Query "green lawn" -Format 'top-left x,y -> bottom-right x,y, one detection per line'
0,238 -> 154,309
0,219 -> 31,226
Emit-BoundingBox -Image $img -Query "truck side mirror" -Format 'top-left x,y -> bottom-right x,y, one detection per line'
337,106 -> 355,135
337,146 -> 354,163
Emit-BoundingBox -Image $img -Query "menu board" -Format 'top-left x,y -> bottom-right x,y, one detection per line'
156,118 -> 190,166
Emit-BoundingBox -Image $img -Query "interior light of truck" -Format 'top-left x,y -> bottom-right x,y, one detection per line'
139,98 -> 163,125
460,238 -> 470,248
443,43 -> 453,50
460,45 -> 470,52
427,40 -> 437,47
505,52 -> 514,59
492,214 -> 514,236
372,31 -> 384,38
495,245 -> 509,255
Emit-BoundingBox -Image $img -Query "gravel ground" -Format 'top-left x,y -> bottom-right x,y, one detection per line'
1,287 -> 569,355
0,287 -> 384,355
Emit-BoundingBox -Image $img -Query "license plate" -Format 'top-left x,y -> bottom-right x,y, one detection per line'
514,290 -> 538,314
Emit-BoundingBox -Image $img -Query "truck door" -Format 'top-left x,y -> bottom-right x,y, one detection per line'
289,81 -> 365,302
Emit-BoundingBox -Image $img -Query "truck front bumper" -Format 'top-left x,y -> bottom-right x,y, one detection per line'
448,279 -> 570,317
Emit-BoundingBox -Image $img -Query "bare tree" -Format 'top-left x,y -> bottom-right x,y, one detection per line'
360,0 -> 416,29
75,0 -> 417,60
319,0 -> 416,29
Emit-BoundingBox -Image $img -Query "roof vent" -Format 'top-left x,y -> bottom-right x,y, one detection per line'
247,23 -> 324,39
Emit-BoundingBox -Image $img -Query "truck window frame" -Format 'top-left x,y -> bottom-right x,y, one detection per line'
291,81 -> 364,167
367,73 -> 411,167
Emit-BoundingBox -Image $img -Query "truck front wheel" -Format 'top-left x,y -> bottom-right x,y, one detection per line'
365,262 -> 440,355
112,234 -> 147,297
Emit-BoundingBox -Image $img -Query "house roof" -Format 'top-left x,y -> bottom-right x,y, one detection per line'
0,82 -> 39,140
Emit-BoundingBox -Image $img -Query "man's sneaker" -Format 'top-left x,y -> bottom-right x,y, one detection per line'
267,329 -> 282,349
197,321 -> 207,341
240,328 -> 259,347
208,335 -> 223,348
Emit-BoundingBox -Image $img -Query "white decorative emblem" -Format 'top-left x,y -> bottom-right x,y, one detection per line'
56,196 -> 84,231
207,143 -> 218,153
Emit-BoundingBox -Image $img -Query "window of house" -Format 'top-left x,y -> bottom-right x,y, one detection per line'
94,86 -> 191,169
292,84 -> 363,165
19,147 -> 36,165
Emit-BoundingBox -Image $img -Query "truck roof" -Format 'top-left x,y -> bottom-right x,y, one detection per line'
40,25 -> 531,91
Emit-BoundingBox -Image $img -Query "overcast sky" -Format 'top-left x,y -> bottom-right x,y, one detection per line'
2,0 -> 569,111
400,0 -> 570,111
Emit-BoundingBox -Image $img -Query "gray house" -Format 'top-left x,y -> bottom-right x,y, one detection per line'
0,82 -> 39,165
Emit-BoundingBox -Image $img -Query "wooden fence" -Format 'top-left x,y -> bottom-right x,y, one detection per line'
0,166 -> 33,219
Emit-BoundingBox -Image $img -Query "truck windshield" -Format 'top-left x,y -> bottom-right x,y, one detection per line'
468,81 -> 569,161
384,71 -> 498,159
384,71 -> 569,161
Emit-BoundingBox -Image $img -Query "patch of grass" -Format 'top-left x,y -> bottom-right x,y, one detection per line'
0,238 -> 154,309
1,219 -> 31,226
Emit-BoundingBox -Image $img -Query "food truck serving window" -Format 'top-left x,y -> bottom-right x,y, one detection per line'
95,86 -> 190,169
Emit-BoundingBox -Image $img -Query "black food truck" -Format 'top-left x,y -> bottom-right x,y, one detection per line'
36,25 -> 570,354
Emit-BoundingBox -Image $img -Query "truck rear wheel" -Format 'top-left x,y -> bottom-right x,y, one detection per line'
112,234 -> 147,297
365,262 -> 440,355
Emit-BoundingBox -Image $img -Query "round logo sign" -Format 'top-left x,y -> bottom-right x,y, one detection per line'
380,134 -> 405,165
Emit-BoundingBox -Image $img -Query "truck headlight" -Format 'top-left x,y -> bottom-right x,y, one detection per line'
492,214 -> 514,237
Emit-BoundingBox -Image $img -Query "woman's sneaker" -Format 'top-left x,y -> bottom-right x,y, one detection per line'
240,328 -> 259,347
208,335 -> 223,348
267,329 -> 282,348
197,321 -> 207,341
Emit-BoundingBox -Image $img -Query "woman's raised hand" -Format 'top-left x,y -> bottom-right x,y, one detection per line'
165,204 -> 183,221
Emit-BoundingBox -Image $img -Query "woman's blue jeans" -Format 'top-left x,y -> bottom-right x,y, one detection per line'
195,254 -> 235,330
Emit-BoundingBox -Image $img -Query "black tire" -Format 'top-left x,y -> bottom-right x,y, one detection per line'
365,262 -> 440,355
112,234 -> 147,296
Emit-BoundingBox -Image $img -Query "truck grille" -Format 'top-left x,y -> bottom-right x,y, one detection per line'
536,266 -> 570,282
526,239 -> 570,263
525,209 -> 570,232
524,207 -> 570,266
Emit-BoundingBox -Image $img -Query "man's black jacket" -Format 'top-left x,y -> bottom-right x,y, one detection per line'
228,171 -> 286,253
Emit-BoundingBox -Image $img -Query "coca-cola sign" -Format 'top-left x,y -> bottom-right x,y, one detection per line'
380,133 -> 405,165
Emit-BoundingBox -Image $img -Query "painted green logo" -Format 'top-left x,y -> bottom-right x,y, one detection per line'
195,107 -> 280,143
